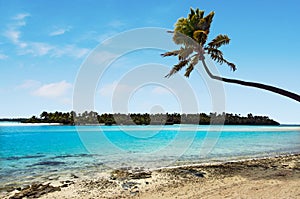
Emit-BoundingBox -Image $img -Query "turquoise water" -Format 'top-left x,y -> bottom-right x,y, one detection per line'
0,124 -> 300,185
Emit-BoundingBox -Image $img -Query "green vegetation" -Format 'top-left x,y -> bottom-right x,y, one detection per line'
162,8 -> 300,102
21,111 -> 279,125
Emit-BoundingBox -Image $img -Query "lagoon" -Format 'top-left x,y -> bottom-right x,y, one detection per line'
0,124 -> 299,186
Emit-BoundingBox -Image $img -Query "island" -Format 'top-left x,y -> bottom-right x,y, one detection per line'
1,111 -> 280,126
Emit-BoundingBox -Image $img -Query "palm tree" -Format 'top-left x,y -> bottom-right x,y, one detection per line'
162,8 -> 300,102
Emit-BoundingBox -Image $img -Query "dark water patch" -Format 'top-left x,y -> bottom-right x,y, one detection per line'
51,153 -> 96,159
1,154 -> 46,161
30,161 -> 66,167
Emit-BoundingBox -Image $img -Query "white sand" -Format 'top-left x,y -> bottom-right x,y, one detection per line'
32,154 -> 300,199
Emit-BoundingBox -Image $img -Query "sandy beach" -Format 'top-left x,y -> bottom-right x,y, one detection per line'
3,154 -> 299,199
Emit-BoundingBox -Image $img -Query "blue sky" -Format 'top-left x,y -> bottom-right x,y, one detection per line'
0,0 -> 299,124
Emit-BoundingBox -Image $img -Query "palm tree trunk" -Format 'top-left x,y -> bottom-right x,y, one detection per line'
201,59 -> 300,102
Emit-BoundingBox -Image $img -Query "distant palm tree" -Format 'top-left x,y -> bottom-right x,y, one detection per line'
162,8 -> 300,102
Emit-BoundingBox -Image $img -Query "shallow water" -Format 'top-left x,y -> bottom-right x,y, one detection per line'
0,124 -> 299,185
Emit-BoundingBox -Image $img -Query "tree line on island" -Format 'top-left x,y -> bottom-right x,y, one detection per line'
13,111 -> 280,125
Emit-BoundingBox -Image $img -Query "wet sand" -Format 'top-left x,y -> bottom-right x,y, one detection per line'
3,154 -> 300,199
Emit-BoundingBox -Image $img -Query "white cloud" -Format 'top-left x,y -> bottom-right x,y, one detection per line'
18,42 -> 28,48
18,80 -> 73,104
50,26 -> 71,36
11,13 -> 30,27
33,81 -> 72,98
13,13 -> 30,20
78,30 -> 117,44
108,20 -> 126,28
20,42 -> 54,56
16,42 -> 89,58
152,86 -> 170,95
0,53 -> 8,60
4,13 -> 30,48
67,47 -> 89,58
4,29 -> 20,44
32,42 -> 54,56
4,13 -> 88,59
49,29 -> 67,36
52,45 -> 89,58
96,31 -> 117,43
18,80 -> 41,89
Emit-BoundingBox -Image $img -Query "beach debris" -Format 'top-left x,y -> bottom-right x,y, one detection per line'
170,168 -> 206,178
110,168 -> 150,196
121,181 -> 139,190
9,183 -> 61,199
110,169 -> 129,180
60,180 -> 75,188
0,183 -> 19,193
130,186 -> 140,196
110,168 -> 152,180
121,181 -> 140,196
70,173 -> 79,178
80,178 -> 117,190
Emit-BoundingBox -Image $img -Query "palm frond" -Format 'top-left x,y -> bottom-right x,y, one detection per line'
223,60 -> 236,71
174,9 -> 214,46
197,11 -> 214,31
188,8 -> 195,20
208,34 -> 230,48
195,8 -> 204,19
175,18 -> 193,38
173,31 -> 187,45
164,8 -> 237,77
206,47 -> 236,71
192,30 -> 208,43
161,50 -> 180,57
178,47 -> 193,60
195,11 -> 214,45
205,47 -> 223,57
161,47 -> 194,61
165,60 -> 189,78
173,31 -> 197,48
184,55 -> 199,77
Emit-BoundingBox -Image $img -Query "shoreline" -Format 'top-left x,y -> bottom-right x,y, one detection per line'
2,123 -> 284,126
1,123 -> 299,130
155,152 -> 300,171
2,153 -> 300,199
0,122 -> 62,126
